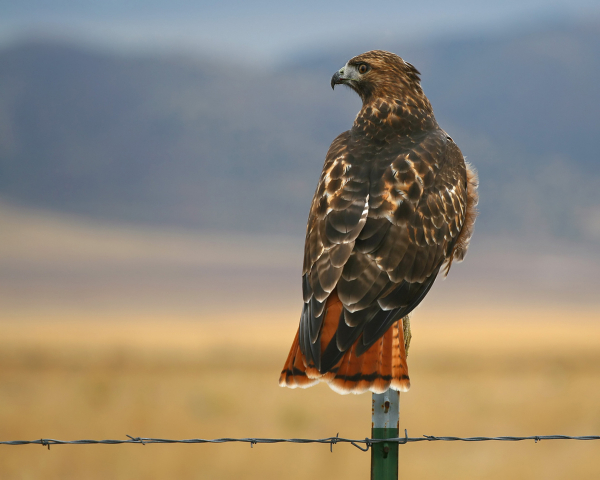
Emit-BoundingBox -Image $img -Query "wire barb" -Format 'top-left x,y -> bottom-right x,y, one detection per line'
330,433 -> 339,453
126,435 -> 145,445
350,438 -> 371,452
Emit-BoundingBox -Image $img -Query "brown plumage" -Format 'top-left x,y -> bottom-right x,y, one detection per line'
279,50 -> 478,394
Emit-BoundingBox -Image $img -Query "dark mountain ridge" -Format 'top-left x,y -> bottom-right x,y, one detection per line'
1,19 -> 599,244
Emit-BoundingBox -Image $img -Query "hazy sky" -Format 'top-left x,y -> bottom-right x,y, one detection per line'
1,0 -> 599,62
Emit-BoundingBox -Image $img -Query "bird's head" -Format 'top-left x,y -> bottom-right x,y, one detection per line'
331,50 -> 423,104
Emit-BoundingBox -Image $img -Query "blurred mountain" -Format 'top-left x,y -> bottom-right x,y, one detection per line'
1,19 -> 599,243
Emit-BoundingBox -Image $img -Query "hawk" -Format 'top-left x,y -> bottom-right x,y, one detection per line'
279,50 -> 478,394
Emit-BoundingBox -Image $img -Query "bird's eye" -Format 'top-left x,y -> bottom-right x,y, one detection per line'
358,63 -> 369,74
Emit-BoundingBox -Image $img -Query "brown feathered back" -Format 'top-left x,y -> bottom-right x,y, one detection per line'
280,50 -> 478,394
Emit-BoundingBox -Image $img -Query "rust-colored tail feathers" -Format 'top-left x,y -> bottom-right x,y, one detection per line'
279,291 -> 410,394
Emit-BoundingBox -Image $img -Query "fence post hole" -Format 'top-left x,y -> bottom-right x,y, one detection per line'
371,389 -> 399,480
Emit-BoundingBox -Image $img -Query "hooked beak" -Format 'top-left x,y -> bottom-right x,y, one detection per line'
331,70 -> 342,90
331,64 -> 359,90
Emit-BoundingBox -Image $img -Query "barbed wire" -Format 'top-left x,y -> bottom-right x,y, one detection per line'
2,431 -> 600,451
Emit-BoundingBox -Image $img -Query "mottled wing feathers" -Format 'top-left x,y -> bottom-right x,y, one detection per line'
300,132 -> 369,370
297,128 -> 470,380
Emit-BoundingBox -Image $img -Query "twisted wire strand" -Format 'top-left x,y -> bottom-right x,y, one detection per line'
2,431 -> 600,451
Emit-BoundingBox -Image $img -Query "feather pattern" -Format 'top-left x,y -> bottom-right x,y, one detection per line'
280,50 -> 478,394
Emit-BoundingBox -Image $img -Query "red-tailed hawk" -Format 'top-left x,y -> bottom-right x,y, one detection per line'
279,50 -> 478,394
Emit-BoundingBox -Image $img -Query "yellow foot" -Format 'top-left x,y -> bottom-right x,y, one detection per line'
402,315 -> 411,356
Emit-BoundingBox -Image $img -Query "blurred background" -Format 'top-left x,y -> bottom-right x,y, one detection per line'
1,1 -> 599,478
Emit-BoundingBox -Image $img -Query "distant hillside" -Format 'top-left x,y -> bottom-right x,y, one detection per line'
1,19 -> 599,244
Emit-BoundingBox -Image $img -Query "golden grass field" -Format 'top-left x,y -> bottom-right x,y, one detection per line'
1,308 -> 600,480
1,203 -> 600,478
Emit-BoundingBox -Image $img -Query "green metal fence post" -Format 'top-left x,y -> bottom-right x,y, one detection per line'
371,389 -> 399,480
